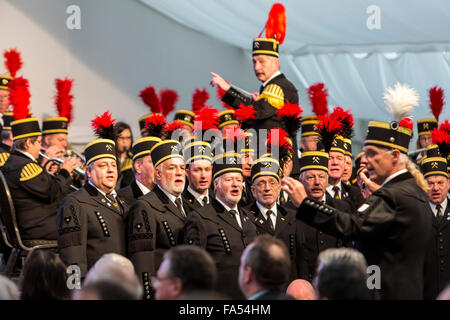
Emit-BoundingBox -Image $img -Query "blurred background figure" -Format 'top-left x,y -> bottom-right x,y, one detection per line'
286,279 -> 315,300
115,121 -> 134,188
0,275 -> 20,300
75,280 -> 138,300
313,248 -> 372,300
153,245 -> 217,300
19,249 -> 70,300
79,253 -> 142,300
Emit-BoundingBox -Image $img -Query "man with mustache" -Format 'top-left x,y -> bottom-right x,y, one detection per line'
118,136 -> 161,206
281,85 -> 433,299
298,151 -> 352,282
182,140 -> 213,213
421,144 -> 450,299
127,140 -> 189,299
184,152 -> 257,299
245,156 -> 303,282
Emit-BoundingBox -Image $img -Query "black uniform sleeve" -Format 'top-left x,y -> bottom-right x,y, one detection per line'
57,195 -> 88,276
221,87 -> 253,109
297,192 -> 396,240
19,163 -> 73,202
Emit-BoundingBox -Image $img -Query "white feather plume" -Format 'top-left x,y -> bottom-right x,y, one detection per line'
383,83 -> 419,121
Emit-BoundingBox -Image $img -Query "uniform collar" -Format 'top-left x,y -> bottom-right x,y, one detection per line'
88,181 -> 117,198
135,179 -> 151,195
262,70 -> 281,87
187,185 -> 208,205
256,201 -> 277,219
429,198 -> 448,216
157,185 -> 182,206
17,149 -> 36,161
380,169 -> 408,188
216,197 -> 238,213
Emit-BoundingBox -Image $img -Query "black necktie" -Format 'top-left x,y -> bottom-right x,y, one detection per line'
228,209 -> 240,227
202,196 -> 208,206
106,194 -> 122,214
175,198 -> 185,217
436,204 -> 443,217
332,186 -> 340,200
266,210 -> 275,231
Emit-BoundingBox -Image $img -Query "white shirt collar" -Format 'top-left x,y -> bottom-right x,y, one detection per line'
17,149 -> 36,162
430,198 -> 448,216
135,179 -> 151,195
88,181 -> 117,198
157,185 -> 181,206
187,185 -> 208,205
262,70 -> 281,87
256,201 -> 277,217
380,169 -> 408,188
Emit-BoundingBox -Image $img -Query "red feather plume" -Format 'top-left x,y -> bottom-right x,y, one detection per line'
160,89 -> 178,116
330,106 -> 354,138
399,117 -> 413,130
9,77 -> 31,120
235,104 -> 256,130
54,78 -> 74,124
308,83 -> 328,116
264,3 -> 286,45
164,120 -> 184,135
267,128 -> 293,161
317,115 -> 343,153
139,86 -> 161,114
438,120 -> 450,134
144,114 -> 166,138
429,86 -> 444,121
277,101 -> 303,135
4,48 -> 23,78
431,128 -> 450,160
194,105 -> 219,131
91,111 -> 116,139
192,88 -> 210,113
216,86 -> 233,110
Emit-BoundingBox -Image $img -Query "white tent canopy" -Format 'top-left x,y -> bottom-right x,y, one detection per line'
142,0 -> 450,149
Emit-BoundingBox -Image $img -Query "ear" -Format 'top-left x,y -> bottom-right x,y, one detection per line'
391,149 -> 401,163
86,165 -> 92,180
250,184 -> 256,198
213,178 -> 218,190
154,166 -> 162,181
134,160 -> 141,175
171,277 -> 183,297
243,265 -> 253,285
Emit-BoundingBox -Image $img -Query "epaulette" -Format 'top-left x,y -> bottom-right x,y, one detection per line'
20,162 -> 43,181
120,157 -> 133,173
0,152 -> 10,167
259,84 -> 284,109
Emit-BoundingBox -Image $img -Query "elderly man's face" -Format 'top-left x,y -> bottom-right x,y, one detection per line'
328,152 -> 345,181
301,136 -> 318,152
242,152 -> 255,179
251,175 -> 280,208
363,145 -> 397,185
426,175 -> 449,205
155,158 -> 186,197
214,172 -> 243,207
342,156 -> 353,183
252,55 -> 280,83
154,258 -> 180,300
301,169 -> 328,201
134,155 -> 155,189
43,133 -> 68,151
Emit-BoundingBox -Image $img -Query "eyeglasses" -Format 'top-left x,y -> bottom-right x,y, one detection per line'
255,180 -> 278,189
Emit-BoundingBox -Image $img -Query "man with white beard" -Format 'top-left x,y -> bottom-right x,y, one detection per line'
127,140 -> 189,300
184,152 -> 257,299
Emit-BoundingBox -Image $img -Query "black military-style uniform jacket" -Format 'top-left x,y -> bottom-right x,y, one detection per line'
424,198 -> 450,299
184,198 -> 257,299
1,151 -> 73,240
246,201 -> 303,282
0,144 -> 10,168
341,182 -> 365,210
221,73 -> 300,176
296,171 -> 432,300
117,179 -> 144,207
182,188 -> 212,214
56,183 -> 128,277
127,185 -> 189,299
299,192 -> 353,282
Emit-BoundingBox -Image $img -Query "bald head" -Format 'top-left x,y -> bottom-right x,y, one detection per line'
286,279 -> 315,300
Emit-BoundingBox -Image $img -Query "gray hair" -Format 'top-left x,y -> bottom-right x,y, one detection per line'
0,275 -> 20,300
317,248 -> 368,275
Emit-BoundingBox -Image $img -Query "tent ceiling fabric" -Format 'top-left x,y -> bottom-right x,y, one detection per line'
141,0 -> 450,130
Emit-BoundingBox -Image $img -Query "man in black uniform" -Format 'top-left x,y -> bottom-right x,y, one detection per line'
210,5 -> 300,176
181,140 -> 213,213
1,116 -> 76,240
282,96 -> 433,299
127,140 -> 189,299
245,156 -> 302,282
117,136 -> 161,206
422,144 -> 450,299
184,152 -> 257,299
0,112 -> 13,166
297,151 -> 352,282
57,138 -> 128,277
239,132 -> 255,207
